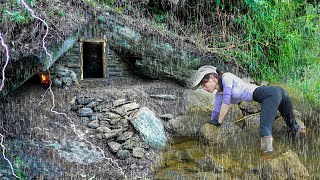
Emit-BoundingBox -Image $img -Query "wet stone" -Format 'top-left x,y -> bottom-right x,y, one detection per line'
85,101 -> 100,108
96,126 -> 111,133
79,117 -> 90,126
96,133 -> 104,140
117,131 -> 133,142
77,97 -> 96,105
121,102 -> 140,113
149,94 -> 176,101
132,147 -> 145,158
116,150 -> 130,159
77,108 -> 93,117
108,141 -> 122,153
87,120 -> 99,129
70,105 -> 84,112
109,118 -> 120,125
113,99 -> 130,107
104,132 -> 118,140
122,136 -> 141,150
104,112 -> 121,119
99,120 -> 110,127
90,113 -> 103,121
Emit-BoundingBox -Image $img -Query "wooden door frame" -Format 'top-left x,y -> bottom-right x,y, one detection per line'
80,38 -> 107,80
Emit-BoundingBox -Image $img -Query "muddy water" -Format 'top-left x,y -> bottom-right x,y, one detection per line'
155,128 -> 320,179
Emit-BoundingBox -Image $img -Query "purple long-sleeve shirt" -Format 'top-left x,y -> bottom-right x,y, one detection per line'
211,73 -> 259,120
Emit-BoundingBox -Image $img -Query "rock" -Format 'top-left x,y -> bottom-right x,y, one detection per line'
77,108 -> 93,117
165,118 -> 180,133
122,102 -> 140,112
195,155 -> 225,172
260,150 -> 309,179
70,96 -> 77,104
103,132 -> 119,140
96,126 -> 111,133
103,129 -> 123,140
132,147 -> 144,158
51,66 -> 79,87
104,112 -> 121,119
184,88 -> 215,112
79,117 -> 90,126
149,94 -> 176,101
90,113 -> 103,121
160,114 -> 173,120
236,113 -> 260,131
108,142 -> 122,153
99,120 -> 110,127
87,120 -> 99,129
224,104 -> 244,123
130,107 -> 166,150
70,105 -> 84,112
122,136 -> 142,150
239,101 -> 261,115
96,133 -> 104,140
115,102 -> 140,116
53,78 -> 62,87
86,101 -> 100,108
116,150 -> 130,160
113,99 -> 130,107
200,122 -> 243,144
166,115 -> 206,136
77,97 -> 95,105
117,131 -> 133,142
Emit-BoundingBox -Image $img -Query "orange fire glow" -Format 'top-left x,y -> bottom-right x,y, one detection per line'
39,72 -> 51,87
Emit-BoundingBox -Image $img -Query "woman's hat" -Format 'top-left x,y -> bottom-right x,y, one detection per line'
190,65 -> 217,90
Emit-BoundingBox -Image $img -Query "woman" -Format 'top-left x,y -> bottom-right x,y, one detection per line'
191,65 -> 306,152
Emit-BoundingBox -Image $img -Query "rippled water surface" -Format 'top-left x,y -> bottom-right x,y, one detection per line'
155,128 -> 320,179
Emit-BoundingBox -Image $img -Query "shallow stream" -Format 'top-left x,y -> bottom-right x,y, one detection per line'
155,128 -> 320,179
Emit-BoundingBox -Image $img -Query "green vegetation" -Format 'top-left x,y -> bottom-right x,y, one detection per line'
14,155 -> 26,180
1,0 -> 35,24
232,0 -> 320,107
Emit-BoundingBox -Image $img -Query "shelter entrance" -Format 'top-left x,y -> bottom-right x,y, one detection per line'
80,39 -> 107,79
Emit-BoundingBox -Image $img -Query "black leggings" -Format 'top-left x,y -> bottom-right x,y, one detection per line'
253,86 -> 300,137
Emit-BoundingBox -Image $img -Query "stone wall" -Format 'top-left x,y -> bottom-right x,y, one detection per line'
52,22 -> 131,82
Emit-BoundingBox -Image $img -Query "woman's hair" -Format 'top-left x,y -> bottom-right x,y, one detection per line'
200,69 -> 224,92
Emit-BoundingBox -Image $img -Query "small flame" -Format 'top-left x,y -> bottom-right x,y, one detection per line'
39,72 -> 51,87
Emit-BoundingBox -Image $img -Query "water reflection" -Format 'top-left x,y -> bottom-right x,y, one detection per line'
155,128 -> 320,179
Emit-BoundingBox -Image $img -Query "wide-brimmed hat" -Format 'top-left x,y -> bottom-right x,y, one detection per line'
190,65 -> 217,90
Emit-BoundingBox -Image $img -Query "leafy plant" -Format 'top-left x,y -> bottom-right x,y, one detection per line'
233,0 -> 320,105
14,155 -> 26,180
2,10 -> 29,24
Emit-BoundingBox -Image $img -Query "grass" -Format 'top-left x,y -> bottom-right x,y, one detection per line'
231,0 -> 320,107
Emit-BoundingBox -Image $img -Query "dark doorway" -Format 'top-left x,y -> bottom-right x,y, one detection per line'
80,39 -> 106,79
83,42 -> 103,78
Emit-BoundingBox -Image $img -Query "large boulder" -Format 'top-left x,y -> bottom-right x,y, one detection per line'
130,107 -> 166,150
223,104 -> 244,123
239,101 -> 261,115
166,115 -> 206,136
200,122 -> 243,144
184,89 -> 215,112
259,150 -> 309,179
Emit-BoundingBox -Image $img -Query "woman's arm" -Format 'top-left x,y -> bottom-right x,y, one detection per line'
218,85 -> 232,124
218,103 -> 230,124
